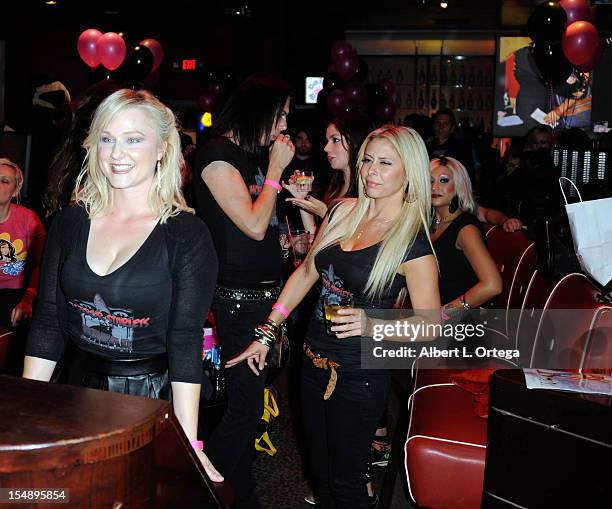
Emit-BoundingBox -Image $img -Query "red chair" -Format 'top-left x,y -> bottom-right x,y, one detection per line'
505,243 -> 537,341
581,306 -> 612,372
530,273 -> 603,369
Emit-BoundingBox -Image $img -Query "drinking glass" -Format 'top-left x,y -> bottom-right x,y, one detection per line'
288,229 -> 311,267
295,170 -> 314,193
323,294 -> 354,336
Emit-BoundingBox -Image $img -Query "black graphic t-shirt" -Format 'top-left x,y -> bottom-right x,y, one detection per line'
194,137 -> 282,289
306,231 -> 433,369
26,206 -> 218,384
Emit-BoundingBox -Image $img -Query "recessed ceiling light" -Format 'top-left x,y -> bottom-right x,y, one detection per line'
45,0 -> 57,4
440,2 -> 448,8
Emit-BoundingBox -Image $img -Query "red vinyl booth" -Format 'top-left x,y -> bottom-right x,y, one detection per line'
405,228 -> 612,509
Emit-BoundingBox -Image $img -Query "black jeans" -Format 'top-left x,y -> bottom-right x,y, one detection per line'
206,296 -> 272,505
301,360 -> 389,509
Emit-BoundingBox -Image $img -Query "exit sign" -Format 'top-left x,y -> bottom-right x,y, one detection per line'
172,59 -> 202,71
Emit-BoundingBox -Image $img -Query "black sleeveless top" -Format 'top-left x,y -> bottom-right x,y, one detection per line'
306,231 -> 432,369
194,137 -> 282,289
434,212 -> 484,305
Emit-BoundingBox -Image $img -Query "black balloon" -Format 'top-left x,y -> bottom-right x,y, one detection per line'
527,1 -> 568,43
323,72 -> 344,92
532,40 -> 573,86
123,45 -> 154,86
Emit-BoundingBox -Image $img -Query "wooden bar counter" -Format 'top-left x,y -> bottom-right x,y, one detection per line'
0,375 -> 230,508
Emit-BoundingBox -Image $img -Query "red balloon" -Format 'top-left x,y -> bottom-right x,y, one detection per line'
77,29 -> 102,69
97,32 -> 126,71
139,38 -> 164,72
560,0 -> 592,24
577,37 -> 603,71
198,93 -> 216,112
336,52 -> 359,81
344,81 -> 366,105
330,40 -> 354,63
326,89 -> 348,116
562,21 -> 600,66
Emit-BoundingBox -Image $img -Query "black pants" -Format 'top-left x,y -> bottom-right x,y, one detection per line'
301,360 -> 389,509
206,296 -> 272,506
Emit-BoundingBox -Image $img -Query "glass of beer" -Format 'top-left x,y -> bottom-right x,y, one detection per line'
295,170 -> 314,192
323,294 -> 354,336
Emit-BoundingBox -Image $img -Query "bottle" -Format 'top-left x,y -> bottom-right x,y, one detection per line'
449,66 -> 457,86
406,90 -> 413,108
476,92 -> 483,111
395,90 -> 402,108
440,64 -> 448,86
449,91 -> 456,110
430,90 -> 437,110
458,91 -> 465,110
396,67 -> 404,84
467,66 -> 475,87
440,90 -> 447,108
430,64 -> 438,85
418,90 -> 425,110
467,92 -> 474,111
476,67 -> 484,86
418,65 -> 426,85
458,65 -> 466,86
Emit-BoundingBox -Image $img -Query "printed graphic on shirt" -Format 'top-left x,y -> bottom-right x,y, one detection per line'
69,293 -> 151,352
317,264 -> 354,321
0,234 -> 26,277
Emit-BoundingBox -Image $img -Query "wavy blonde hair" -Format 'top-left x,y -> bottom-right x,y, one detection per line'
74,89 -> 192,222
430,156 -> 477,214
306,125 -> 433,301
0,158 -> 24,203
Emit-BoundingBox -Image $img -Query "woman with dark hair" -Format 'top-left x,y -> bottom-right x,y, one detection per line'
42,79 -> 122,219
285,113 -> 375,233
193,74 -> 295,506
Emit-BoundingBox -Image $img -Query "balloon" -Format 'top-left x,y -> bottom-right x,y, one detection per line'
365,83 -> 387,108
560,0 -> 592,24
353,58 -> 370,82
97,32 -> 126,71
123,45 -> 154,85
330,40 -> 354,63
527,1 -> 567,43
208,79 -> 225,98
576,37 -> 603,72
562,20 -> 601,66
336,52 -> 359,81
138,38 -> 164,72
326,89 -> 348,116
198,93 -> 216,112
344,81 -> 366,105
378,78 -> 396,97
532,40 -> 573,86
77,29 -> 102,69
323,72 -> 344,91
375,99 -> 397,122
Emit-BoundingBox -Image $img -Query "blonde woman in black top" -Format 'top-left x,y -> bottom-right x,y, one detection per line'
229,125 -> 440,509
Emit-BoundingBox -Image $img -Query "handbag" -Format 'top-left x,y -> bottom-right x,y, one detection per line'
560,177 -> 612,287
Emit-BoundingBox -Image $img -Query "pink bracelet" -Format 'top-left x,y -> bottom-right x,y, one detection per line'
264,178 -> 282,193
272,302 -> 290,319
190,439 -> 204,451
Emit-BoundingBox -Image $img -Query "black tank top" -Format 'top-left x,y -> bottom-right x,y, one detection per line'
306,231 -> 432,369
434,212 -> 484,304
194,137 -> 282,289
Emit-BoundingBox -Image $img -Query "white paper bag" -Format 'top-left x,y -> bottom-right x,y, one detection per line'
560,178 -> 612,287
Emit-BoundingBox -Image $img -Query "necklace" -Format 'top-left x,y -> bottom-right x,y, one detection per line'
431,212 -> 457,233
355,216 -> 393,241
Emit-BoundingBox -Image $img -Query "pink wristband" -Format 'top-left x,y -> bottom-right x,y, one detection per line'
272,303 -> 290,319
264,178 -> 282,193
190,439 -> 204,451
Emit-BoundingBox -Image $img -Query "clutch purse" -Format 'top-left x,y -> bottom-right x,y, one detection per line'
267,322 -> 290,369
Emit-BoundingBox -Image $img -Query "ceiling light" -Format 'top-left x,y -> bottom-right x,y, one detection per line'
440,2 -> 448,8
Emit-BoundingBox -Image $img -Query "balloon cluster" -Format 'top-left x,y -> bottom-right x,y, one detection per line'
318,41 -> 397,122
527,0 -> 602,86
77,29 -> 164,86
198,70 -> 236,114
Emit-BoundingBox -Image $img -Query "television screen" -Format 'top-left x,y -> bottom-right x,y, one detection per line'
493,36 -> 610,138
305,77 -> 324,104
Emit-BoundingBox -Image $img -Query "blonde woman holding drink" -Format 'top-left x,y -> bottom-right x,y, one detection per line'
228,125 -> 440,509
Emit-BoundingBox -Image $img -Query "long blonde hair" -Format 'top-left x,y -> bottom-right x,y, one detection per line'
75,89 -> 192,222
306,125 -> 433,300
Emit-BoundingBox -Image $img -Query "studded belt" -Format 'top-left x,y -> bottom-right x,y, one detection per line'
214,284 -> 282,301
